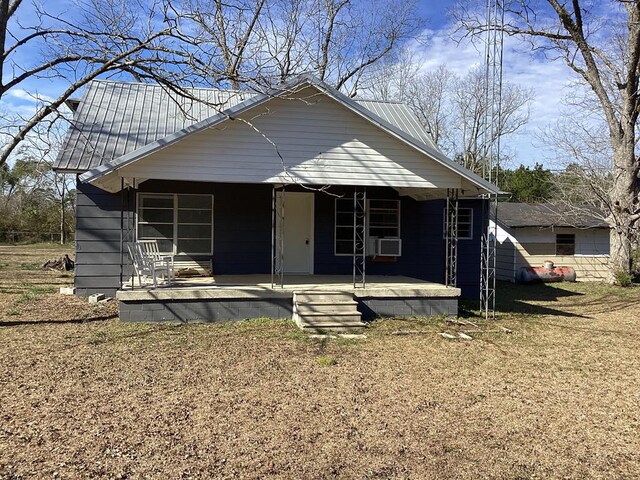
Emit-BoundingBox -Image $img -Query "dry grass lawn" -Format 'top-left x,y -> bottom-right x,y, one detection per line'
1,244 -> 639,479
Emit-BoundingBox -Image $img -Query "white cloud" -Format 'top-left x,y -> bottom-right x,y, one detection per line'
7,88 -> 55,104
407,27 -> 580,167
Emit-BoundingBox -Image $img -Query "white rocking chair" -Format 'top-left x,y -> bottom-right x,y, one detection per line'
127,241 -> 174,288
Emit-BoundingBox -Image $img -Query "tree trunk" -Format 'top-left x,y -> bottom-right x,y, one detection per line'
60,184 -> 65,245
609,225 -> 632,280
607,139 -> 638,282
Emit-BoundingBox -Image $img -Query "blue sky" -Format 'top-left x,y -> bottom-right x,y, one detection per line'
410,0 -> 578,168
2,0 -> 579,169
420,0 -> 453,29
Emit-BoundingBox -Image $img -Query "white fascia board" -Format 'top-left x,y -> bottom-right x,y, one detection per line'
80,74 -> 501,195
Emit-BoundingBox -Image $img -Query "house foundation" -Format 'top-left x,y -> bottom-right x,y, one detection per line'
116,275 -> 460,323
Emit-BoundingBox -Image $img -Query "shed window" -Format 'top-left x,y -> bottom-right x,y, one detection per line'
556,233 -> 575,255
334,198 -> 400,255
137,193 -> 213,255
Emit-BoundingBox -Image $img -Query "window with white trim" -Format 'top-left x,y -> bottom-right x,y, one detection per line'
334,198 -> 400,255
443,207 -> 473,240
458,208 -> 473,239
137,193 -> 213,255
368,199 -> 401,239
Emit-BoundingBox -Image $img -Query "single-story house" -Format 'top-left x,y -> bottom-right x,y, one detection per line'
53,74 -> 501,325
493,202 -> 610,281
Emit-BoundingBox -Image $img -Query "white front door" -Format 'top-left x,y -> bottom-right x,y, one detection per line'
276,192 -> 314,274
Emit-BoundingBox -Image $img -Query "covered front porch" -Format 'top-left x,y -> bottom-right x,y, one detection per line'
117,274 -> 460,323
116,181 -> 471,290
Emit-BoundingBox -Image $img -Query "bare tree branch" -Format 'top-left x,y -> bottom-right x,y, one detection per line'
456,0 -> 640,278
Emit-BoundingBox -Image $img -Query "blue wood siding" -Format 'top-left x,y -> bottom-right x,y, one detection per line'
313,188 -> 484,297
76,180 -> 485,298
136,181 -> 273,274
75,179 -> 133,296
456,199 -> 486,298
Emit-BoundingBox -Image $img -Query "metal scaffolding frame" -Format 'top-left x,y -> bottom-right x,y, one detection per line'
271,185 -> 285,288
352,187 -> 367,288
444,188 -> 459,287
481,0 -> 505,185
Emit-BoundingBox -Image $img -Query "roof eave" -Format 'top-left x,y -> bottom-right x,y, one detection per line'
80,74 -> 501,195
79,89 -> 275,183
504,223 -> 609,229
297,74 -> 500,195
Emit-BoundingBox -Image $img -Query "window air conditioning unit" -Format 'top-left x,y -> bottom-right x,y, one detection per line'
367,236 -> 378,256
375,238 -> 402,256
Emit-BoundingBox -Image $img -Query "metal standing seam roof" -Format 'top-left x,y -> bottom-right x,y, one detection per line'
497,202 -> 609,228
57,74 -> 502,196
355,99 -> 438,151
55,79 -> 439,173
54,82 -> 253,171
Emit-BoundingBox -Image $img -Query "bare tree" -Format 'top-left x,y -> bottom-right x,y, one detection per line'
175,0 -> 266,90
175,0 -> 423,94
542,91 -> 612,212
361,59 -> 532,175
449,67 -> 531,174
456,0 -> 640,279
313,0 -> 423,95
0,0 -> 179,167
408,65 -> 454,148
1,0 -> 424,170
255,0 -> 312,84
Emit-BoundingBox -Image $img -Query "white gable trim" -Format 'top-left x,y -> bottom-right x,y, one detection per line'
79,75 -> 501,195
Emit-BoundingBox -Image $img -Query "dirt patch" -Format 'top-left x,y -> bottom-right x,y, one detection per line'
1,245 -> 639,479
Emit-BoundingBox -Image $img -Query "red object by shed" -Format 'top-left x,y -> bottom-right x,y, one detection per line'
517,261 -> 577,283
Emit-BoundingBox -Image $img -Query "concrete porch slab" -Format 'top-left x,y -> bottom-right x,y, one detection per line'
116,275 -> 460,323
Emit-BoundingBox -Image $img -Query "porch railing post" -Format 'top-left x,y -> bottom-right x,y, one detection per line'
271,185 -> 275,288
271,185 -> 285,288
353,186 -> 366,288
480,194 -> 497,319
445,188 -> 459,287
120,178 -> 125,289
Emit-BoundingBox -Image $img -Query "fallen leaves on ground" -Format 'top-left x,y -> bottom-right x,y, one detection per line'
1,245 -> 639,479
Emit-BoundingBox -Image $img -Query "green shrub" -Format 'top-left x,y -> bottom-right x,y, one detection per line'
613,269 -> 633,287
316,355 -> 338,367
16,291 -> 38,303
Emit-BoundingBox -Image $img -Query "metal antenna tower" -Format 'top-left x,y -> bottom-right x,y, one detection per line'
479,0 -> 505,319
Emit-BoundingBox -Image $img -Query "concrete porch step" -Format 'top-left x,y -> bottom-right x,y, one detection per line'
298,320 -> 367,332
296,312 -> 363,323
294,292 -> 356,304
293,291 -> 364,332
296,303 -> 359,314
